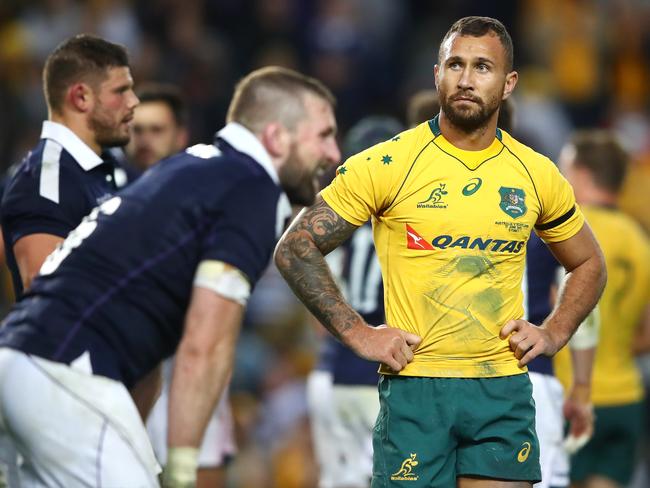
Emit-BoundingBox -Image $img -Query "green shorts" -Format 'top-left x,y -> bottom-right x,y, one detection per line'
570,401 -> 645,485
372,374 -> 541,487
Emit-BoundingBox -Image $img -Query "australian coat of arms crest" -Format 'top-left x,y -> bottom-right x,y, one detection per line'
499,187 -> 527,218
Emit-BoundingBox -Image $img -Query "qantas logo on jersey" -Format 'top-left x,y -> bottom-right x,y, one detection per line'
406,225 -> 434,249
406,224 -> 525,253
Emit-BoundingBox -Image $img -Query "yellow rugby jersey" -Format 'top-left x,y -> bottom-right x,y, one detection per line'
321,116 -> 584,378
554,206 -> 650,405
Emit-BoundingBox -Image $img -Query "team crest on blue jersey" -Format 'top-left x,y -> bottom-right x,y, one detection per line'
499,187 -> 526,218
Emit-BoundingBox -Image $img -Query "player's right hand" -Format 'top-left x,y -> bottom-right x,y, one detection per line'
346,324 -> 421,372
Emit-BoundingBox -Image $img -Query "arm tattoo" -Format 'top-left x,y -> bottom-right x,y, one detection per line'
274,196 -> 363,341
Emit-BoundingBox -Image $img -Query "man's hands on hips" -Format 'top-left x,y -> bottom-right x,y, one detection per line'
344,324 -> 421,372
500,319 -> 561,367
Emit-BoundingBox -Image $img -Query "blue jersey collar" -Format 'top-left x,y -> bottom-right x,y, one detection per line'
216,122 -> 279,184
40,121 -> 104,171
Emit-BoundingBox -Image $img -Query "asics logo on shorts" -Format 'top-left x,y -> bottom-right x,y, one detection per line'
390,453 -> 419,481
517,441 -> 531,462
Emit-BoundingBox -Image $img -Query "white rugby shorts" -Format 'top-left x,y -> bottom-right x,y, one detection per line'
0,348 -> 161,487
307,370 -> 379,488
530,371 -> 570,488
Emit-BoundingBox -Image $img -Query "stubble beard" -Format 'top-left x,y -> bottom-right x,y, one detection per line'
90,106 -> 130,148
279,145 -> 319,207
440,89 -> 502,134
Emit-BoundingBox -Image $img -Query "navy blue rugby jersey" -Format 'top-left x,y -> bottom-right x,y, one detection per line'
0,123 -> 291,388
524,232 -> 561,375
316,223 -> 384,385
1,121 -> 129,297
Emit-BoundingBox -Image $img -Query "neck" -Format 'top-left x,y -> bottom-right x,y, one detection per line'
438,111 -> 498,151
50,111 -> 101,155
578,186 -> 618,208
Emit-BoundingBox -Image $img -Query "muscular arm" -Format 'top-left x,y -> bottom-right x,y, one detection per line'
274,196 -> 420,370
13,233 -> 64,290
168,286 -> 242,447
163,286 -> 242,485
543,223 -> 607,347
501,224 -> 606,366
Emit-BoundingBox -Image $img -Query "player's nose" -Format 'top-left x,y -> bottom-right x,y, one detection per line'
324,139 -> 341,167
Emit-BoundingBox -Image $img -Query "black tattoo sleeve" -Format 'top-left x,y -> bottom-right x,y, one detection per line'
274,196 -> 364,341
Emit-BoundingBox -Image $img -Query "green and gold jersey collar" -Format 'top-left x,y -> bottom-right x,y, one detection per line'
427,114 -> 504,171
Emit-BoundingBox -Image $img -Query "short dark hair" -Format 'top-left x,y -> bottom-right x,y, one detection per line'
43,34 -> 130,114
406,90 -> 440,127
570,130 -> 629,193
227,66 -> 336,132
439,16 -> 514,72
136,83 -> 188,127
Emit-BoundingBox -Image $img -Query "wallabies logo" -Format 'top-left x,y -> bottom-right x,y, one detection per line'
391,453 -> 419,481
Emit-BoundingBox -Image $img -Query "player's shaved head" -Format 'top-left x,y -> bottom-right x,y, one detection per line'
227,66 -> 335,133
439,16 -> 514,72
568,130 -> 629,193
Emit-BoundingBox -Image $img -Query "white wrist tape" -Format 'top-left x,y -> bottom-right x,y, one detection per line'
163,447 -> 199,488
569,304 -> 600,350
564,433 -> 591,455
193,260 -> 251,306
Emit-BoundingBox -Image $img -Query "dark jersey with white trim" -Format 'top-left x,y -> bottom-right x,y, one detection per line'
317,223 -> 383,385
524,232 -> 560,375
1,140 -> 124,297
0,138 -> 289,388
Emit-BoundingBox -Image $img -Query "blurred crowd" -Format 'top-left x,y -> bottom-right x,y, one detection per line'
1,1 -> 649,487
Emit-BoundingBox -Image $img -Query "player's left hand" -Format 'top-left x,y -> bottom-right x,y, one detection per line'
499,319 -> 560,367
562,383 -> 594,454
563,385 -> 594,437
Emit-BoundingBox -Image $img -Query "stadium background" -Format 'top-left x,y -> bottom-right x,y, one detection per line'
0,1 -> 648,486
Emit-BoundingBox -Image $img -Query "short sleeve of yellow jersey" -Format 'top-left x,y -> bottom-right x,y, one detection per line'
320,141 -> 404,225
533,158 -> 585,242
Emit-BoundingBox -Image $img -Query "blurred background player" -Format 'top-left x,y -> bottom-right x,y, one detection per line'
307,115 -> 403,488
406,89 -> 441,128
0,34 -> 136,299
554,131 -> 650,488
125,81 -> 236,488
125,83 -> 189,175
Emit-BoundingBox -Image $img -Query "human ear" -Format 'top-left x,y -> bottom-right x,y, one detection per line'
67,83 -> 94,113
260,122 -> 290,158
502,70 -> 518,100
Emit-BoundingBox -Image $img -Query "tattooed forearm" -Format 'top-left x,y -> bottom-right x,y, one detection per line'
274,196 -> 362,341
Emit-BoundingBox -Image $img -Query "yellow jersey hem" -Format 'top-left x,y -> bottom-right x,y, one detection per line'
379,360 -> 527,378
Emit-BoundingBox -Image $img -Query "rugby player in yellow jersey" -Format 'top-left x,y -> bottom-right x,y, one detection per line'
276,16 -> 606,487
553,131 -> 650,488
